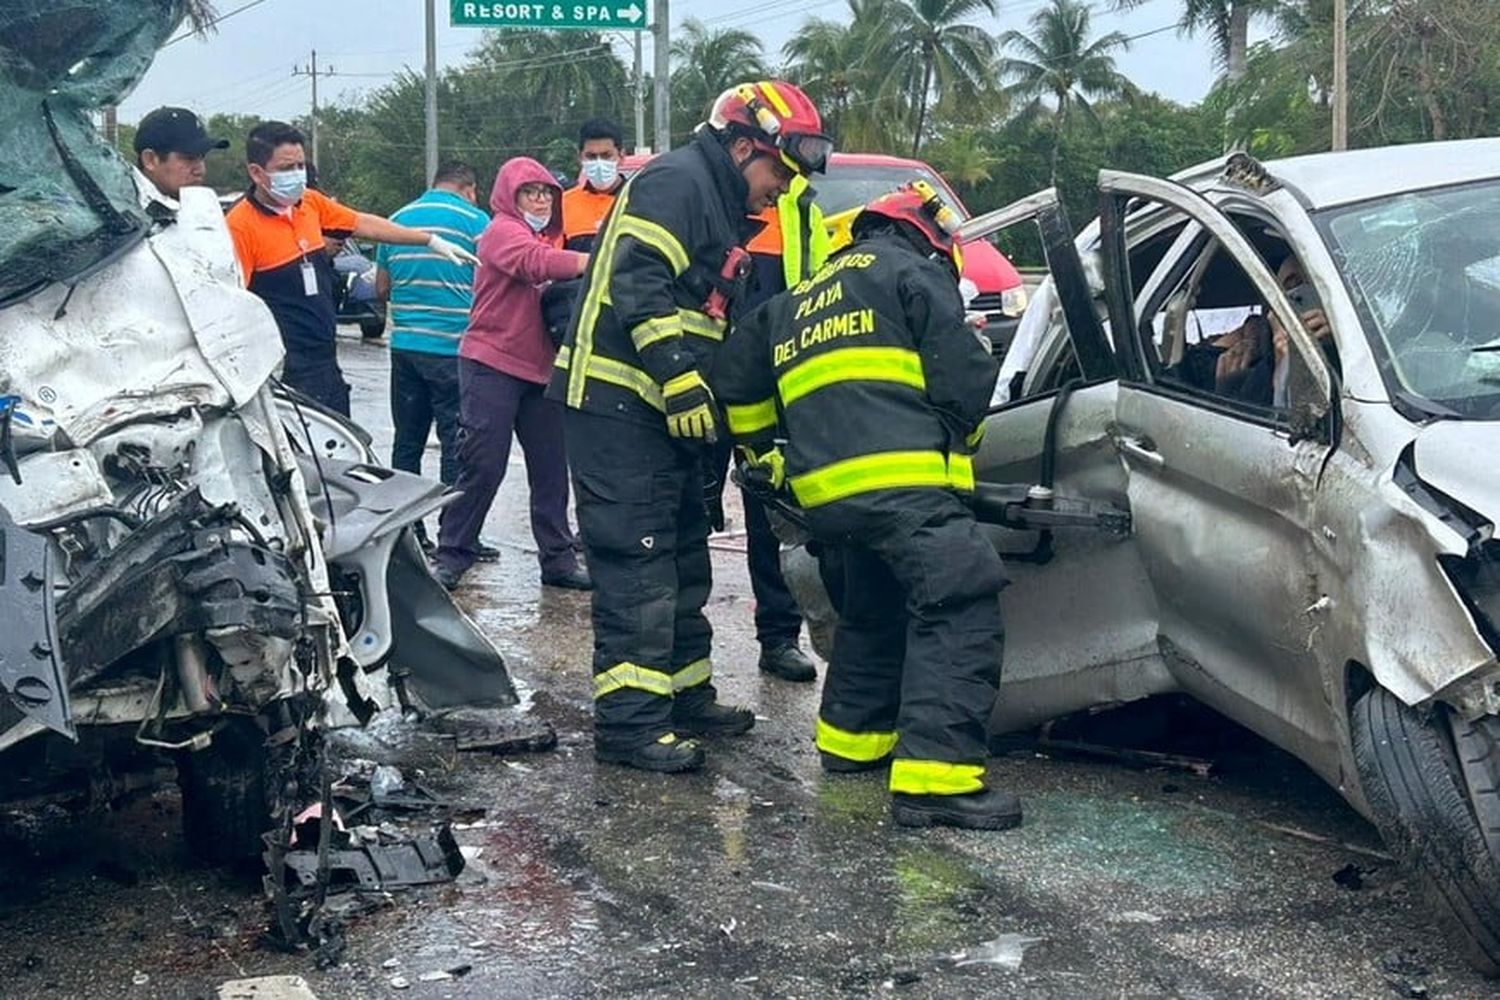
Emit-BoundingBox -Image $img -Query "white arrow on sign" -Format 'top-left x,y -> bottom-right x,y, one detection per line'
617,3 -> 643,23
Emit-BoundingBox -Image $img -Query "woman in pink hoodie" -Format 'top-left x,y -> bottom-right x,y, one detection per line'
434,157 -> 591,590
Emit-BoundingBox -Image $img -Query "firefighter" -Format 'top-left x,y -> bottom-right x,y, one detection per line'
547,81 -> 832,773
712,182 -> 1022,830
704,172 -> 831,684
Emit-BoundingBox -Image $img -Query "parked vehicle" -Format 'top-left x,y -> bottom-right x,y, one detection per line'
780,139 -> 1500,974
330,239 -> 388,340
614,151 -> 1028,353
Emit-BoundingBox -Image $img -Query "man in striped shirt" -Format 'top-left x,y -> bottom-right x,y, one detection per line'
376,162 -> 489,496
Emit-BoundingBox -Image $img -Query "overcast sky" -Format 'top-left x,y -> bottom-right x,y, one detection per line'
120,0 -> 1258,127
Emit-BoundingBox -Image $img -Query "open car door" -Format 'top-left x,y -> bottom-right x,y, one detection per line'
959,190 -> 1170,733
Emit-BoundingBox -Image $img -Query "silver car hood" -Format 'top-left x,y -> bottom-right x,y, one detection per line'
1413,420 -> 1500,530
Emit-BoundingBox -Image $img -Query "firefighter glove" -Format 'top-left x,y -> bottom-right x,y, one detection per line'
662,371 -> 718,442
740,445 -> 786,491
428,234 -> 480,266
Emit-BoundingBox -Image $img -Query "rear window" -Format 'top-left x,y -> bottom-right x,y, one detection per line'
813,164 -> 964,218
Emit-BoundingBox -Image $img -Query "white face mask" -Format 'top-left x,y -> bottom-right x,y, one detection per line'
522,210 -> 551,232
266,167 -> 307,205
583,159 -> 619,189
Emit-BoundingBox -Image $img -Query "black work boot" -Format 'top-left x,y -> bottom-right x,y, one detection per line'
819,751 -> 891,774
672,699 -> 756,738
596,733 -> 705,773
759,644 -> 817,683
891,787 -> 1023,831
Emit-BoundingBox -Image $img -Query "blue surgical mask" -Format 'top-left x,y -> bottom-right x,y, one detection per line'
583,159 -> 619,190
267,167 -> 307,205
523,210 -> 551,232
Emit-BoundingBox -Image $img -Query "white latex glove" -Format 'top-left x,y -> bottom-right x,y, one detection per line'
428,234 -> 479,266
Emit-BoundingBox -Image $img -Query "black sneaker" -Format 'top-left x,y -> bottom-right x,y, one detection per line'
474,538 -> 501,562
672,700 -> 755,738
891,787 -> 1023,831
433,564 -> 464,591
595,733 -> 705,773
819,750 -> 891,774
759,644 -> 817,683
542,566 -> 593,591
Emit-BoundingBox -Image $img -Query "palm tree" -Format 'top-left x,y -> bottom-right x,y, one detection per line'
871,0 -> 999,156
670,18 -> 770,133
1111,0 -> 1273,83
1000,0 -> 1133,184
782,0 -> 899,147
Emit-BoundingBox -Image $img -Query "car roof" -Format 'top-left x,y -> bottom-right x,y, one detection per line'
1180,138 -> 1500,210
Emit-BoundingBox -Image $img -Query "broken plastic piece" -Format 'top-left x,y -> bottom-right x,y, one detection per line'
280,825 -> 464,892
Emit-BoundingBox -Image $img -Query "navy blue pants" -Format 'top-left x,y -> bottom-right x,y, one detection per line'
283,353 -> 350,417
389,349 -> 461,485
436,359 -> 579,578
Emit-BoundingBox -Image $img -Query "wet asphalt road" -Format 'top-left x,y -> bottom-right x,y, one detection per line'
0,332 -> 1494,999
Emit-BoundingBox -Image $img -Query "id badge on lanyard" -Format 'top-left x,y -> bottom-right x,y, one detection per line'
301,258 -> 318,297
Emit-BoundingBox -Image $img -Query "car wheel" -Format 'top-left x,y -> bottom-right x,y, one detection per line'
175,718 -> 272,866
1352,686 -> 1500,975
360,319 -> 385,340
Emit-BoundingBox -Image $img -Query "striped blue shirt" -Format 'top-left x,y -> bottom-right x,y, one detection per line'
376,189 -> 490,355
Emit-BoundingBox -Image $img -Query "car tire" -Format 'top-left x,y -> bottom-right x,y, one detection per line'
1352,686 -> 1500,976
175,718 -> 272,866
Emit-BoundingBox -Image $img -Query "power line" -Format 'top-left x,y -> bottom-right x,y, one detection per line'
163,0 -> 272,47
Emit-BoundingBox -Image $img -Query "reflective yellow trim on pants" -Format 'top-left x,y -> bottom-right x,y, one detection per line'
815,718 -> 898,762
672,657 -> 712,691
777,347 -> 926,407
725,398 -> 778,436
594,662 -> 675,699
616,215 -> 691,276
790,450 -> 951,508
630,313 -> 682,352
679,309 -> 727,342
888,759 -> 986,795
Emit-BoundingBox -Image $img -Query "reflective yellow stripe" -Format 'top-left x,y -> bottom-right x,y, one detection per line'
759,81 -> 793,117
555,344 -> 571,369
588,356 -> 664,411
789,450 -> 949,508
888,759 -> 986,795
672,657 -> 712,691
726,398 -> 778,435
568,184 -> 635,406
965,424 -> 986,449
594,662 -> 675,699
630,314 -> 682,351
617,215 -> 691,276
678,309 -> 727,342
815,718 -> 898,762
948,452 -> 975,491
777,347 -> 925,407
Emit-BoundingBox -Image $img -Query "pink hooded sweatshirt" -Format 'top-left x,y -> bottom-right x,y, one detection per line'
459,158 -> 586,384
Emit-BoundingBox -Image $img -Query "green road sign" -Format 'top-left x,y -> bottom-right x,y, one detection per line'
451,1 -> 647,29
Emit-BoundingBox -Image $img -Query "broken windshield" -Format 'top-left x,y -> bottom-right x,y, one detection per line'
1321,180 -> 1500,419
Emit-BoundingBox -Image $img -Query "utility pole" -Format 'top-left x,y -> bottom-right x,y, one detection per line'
1332,0 -> 1348,151
292,50 -> 335,169
102,105 -> 118,148
425,0 -> 439,184
652,0 -> 670,152
633,31 -> 647,154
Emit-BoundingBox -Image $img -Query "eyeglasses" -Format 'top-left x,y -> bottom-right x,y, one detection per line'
517,184 -> 555,200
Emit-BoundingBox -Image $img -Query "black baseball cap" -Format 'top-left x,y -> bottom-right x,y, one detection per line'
133,107 -> 229,157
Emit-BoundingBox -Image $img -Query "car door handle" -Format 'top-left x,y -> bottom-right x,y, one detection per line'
1116,434 -> 1164,469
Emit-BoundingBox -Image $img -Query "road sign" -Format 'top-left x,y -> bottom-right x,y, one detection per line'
451,1 -> 647,29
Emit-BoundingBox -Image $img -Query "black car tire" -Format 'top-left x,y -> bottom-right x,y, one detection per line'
1352,686 -> 1500,976
175,718 -> 272,866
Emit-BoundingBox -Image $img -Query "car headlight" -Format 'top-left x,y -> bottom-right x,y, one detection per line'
1001,285 -> 1029,317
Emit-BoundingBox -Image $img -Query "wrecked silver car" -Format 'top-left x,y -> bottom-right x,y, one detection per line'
0,0 -> 513,880
783,140 -> 1500,973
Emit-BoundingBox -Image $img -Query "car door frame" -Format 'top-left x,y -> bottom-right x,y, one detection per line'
1092,169 -> 1350,778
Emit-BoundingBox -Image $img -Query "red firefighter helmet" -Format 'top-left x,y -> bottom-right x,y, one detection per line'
854,180 -> 966,275
706,81 -> 832,176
